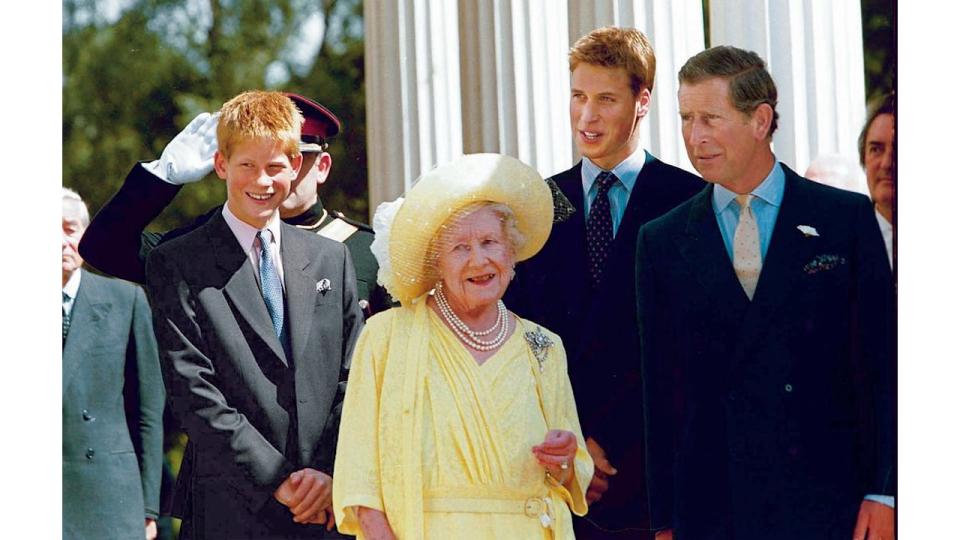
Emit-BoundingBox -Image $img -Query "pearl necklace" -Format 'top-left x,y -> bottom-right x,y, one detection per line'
434,282 -> 509,351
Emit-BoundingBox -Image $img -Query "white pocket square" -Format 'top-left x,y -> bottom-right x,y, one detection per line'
797,225 -> 819,237
316,279 -> 332,294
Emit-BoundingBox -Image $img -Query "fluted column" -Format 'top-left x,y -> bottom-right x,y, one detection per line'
709,0 -> 866,173
459,0 -> 572,178
365,0 -> 463,216
567,0 -> 705,173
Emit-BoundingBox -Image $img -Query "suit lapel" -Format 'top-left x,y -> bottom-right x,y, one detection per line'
280,225 -> 316,368
208,214 -> 289,365
552,164 -> 590,286
62,271 -> 111,396
679,186 -> 752,313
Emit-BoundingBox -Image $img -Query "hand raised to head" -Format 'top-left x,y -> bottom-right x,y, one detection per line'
144,112 -> 219,185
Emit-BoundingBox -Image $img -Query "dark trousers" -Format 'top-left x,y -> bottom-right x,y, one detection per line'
574,516 -> 655,540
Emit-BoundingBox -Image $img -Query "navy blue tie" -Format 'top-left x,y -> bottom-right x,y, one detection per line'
585,171 -> 617,287
257,230 -> 285,340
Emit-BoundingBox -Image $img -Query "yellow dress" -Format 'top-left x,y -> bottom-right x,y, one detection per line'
333,298 -> 592,539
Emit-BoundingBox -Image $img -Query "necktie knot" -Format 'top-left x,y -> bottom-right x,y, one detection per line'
735,193 -> 753,210
257,229 -> 273,252
595,172 -> 618,196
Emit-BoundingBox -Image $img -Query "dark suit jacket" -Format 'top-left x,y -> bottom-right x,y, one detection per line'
506,154 -> 703,533
637,166 -> 895,540
145,212 -> 363,539
62,269 -> 165,540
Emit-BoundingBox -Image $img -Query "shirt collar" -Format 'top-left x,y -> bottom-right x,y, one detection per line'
63,268 -> 81,299
581,146 -> 649,194
713,160 -> 785,215
875,208 -> 892,232
222,204 -> 283,253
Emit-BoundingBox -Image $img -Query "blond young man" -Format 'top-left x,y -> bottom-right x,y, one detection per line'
506,27 -> 703,540
145,91 -> 362,539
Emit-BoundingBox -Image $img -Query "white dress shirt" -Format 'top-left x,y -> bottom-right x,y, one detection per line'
222,205 -> 285,290
875,210 -> 893,269
63,269 -> 82,318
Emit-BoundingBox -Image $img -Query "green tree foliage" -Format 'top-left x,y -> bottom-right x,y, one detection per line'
861,0 -> 895,102
63,0 -> 368,231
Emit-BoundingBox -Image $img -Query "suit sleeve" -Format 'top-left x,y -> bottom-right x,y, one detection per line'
124,285 -> 165,520
311,245 -> 365,473
79,163 -> 181,284
852,198 -> 896,496
145,247 -> 296,511
636,226 -> 674,531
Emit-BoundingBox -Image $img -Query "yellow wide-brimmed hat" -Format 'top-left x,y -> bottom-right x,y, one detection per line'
383,153 -> 553,304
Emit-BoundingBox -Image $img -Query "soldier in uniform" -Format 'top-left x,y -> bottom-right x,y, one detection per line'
79,92 -> 390,318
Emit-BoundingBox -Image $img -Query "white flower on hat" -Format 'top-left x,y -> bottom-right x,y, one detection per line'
370,197 -> 405,297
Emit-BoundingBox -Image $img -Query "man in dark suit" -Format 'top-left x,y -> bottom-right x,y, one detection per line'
859,92 -> 895,268
62,188 -> 165,540
637,46 -> 895,540
145,91 -> 363,539
506,27 -> 703,539
79,92 -> 389,317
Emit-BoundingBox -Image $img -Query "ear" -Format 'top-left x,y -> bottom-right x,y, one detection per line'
290,153 -> 304,176
751,103 -> 774,140
635,87 -> 652,120
213,150 -> 228,180
316,152 -> 333,186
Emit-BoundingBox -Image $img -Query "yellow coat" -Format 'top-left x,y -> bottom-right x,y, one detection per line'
333,297 -> 592,539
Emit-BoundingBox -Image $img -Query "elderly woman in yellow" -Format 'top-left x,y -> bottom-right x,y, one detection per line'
332,154 -> 592,539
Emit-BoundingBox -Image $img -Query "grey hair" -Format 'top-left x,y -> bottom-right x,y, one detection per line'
62,187 -> 90,228
679,45 -> 780,138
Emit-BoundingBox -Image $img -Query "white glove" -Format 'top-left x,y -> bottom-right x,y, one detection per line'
144,112 -> 219,185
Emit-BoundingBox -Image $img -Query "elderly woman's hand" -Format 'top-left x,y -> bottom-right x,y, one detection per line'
532,429 -> 578,483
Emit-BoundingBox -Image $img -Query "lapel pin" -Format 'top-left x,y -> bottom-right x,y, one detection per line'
797,225 -> 819,237
316,279 -> 332,294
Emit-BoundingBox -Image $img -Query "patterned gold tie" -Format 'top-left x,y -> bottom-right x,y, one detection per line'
733,194 -> 762,300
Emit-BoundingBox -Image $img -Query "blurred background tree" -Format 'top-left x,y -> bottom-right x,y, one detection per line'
862,0 -> 895,102
63,0 -> 368,231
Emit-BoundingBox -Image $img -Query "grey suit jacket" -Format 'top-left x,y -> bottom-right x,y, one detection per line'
62,269 -> 165,540
145,211 -> 363,539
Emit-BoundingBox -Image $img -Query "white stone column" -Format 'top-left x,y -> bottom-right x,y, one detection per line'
567,0 -> 705,173
364,0 -> 463,215
709,0 -> 866,175
458,0 -> 572,179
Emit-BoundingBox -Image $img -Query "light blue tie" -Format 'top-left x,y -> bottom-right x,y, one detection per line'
257,230 -> 285,339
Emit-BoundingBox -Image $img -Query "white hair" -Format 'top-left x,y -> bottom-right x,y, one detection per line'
62,187 -> 90,227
